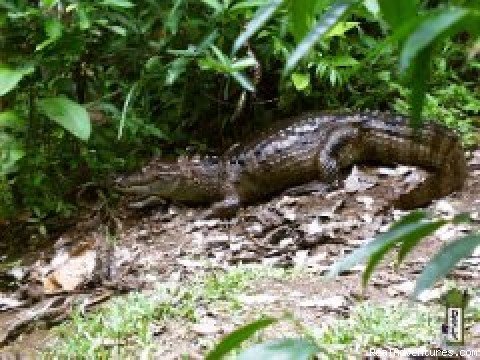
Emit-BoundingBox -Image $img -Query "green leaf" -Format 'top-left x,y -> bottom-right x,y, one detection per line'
119,83 -> 138,140
106,25 -> 127,36
100,0 -> 134,8
325,21 -> 359,38
37,97 -> 91,141
413,234 -> 480,298
232,0 -> 282,54
0,65 -> 35,96
231,57 -> 258,71
238,338 -> 320,360
0,111 -> 26,130
291,73 -> 310,90
399,7 -> 468,73
165,58 -> 189,85
289,0 -> 316,42
409,46 -> 432,127
377,0 -> 418,30
329,212 -> 431,278
286,0 -> 357,72
231,71 -> 255,92
396,220 -> 447,267
230,0 -> 270,12
362,218 -> 445,287
205,317 -> 277,360
390,210 -> 428,230
0,147 -> 25,175
200,0 -> 224,13
211,45 -> 230,65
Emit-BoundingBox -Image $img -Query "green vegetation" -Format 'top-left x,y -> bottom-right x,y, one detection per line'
45,265 -> 456,359
2,0 -> 479,357
206,301 -> 447,359
318,302 -> 440,355
43,266 -> 292,358
1,0 -> 479,223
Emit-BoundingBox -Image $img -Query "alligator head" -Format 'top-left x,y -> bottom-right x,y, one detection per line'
114,156 -> 224,207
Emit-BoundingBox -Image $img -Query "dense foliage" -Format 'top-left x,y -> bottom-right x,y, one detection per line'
0,0 -> 479,226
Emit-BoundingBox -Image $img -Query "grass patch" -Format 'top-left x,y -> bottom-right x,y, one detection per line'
42,265 -> 292,358
316,301 -> 441,356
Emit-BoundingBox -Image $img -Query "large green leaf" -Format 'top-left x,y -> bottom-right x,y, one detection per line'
329,211 -> 429,277
285,0 -> 357,72
289,0 -> 316,42
238,338 -> 320,360
36,18 -> 63,51
396,219 -> 446,266
37,97 -> 91,141
0,65 -> 35,96
362,219 -> 446,287
399,7 -> 469,73
0,111 -> 26,130
408,46 -> 432,127
414,234 -> 480,298
205,317 -> 277,360
377,0 -> 419,30
232,0 -> 282,54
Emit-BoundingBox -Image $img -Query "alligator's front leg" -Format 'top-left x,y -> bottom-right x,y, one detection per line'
203,194 -> 241,219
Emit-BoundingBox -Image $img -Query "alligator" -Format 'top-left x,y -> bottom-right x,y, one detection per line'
115,113 -> 467,218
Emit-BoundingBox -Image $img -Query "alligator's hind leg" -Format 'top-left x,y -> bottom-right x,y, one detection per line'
316,127 -> 360,183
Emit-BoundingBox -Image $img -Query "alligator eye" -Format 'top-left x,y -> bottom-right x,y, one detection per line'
237,158 -> 246,166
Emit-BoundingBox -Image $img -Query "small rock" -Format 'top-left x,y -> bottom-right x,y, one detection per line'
177,259 -> 205,269
246,222 -> 264,236
8,267 -> 27,281
191,318 -> 219,335
278,237 -> 294,248
344,166 -> 376,193
356,196 -> 374,211
191,219 -> 220,230
417,287 -> 443,302
470,323 -> 480,338
0,296 -> 25,311
293,250 -> 309,267
434,199 -> 455,217
301,219 -> 323,235
283,209 -> 297,221
390,280 -> 415,295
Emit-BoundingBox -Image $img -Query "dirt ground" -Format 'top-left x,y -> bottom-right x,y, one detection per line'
1,150 -> 480,359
